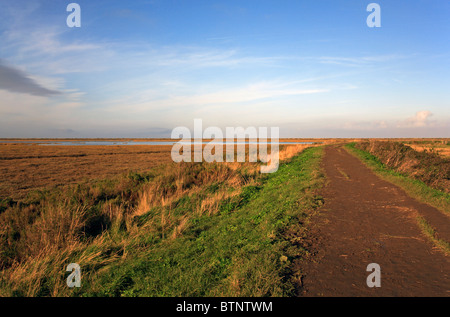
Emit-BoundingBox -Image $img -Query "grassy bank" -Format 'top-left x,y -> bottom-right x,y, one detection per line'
354,141 -> 449,193
0,146 -> 325,297
345,142 -> 450,214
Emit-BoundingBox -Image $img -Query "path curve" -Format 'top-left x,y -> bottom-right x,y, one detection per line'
298,145 -> 449,297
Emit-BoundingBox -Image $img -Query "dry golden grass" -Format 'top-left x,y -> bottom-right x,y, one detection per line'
278,143 -> 321,161
133,143 -> 317,217
405,144 -> 450,158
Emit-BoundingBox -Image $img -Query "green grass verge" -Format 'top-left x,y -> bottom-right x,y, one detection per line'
69,146 -> 326,297
416,216 -> 450,255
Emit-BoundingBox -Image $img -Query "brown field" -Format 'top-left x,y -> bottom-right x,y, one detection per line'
0,143 -> 173,200
0,139 -> 331,200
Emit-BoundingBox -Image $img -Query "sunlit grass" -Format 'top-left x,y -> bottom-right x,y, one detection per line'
0,144 -> 324,297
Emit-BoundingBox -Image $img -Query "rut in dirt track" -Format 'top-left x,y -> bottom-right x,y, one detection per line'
298,145 -> 449,297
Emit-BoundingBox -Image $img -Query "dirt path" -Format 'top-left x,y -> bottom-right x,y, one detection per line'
298,145 -> 449,297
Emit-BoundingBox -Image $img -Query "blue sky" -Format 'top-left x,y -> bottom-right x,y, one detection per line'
0,0 -> 449,138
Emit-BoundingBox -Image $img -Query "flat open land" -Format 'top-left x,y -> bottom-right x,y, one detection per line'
1,139 -> 448,297
0,143 -> 173,200
299,146 -> 449,296
0,138 -> 335,200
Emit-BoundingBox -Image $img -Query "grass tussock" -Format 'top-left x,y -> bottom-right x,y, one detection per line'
0,144 -> 322,297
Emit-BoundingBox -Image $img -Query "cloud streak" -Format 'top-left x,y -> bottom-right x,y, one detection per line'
0,60 -> 62,96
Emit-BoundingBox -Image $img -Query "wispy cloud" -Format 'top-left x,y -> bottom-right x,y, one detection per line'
165,81 -> 328,106
397,110 -> 435,128
315,54 -> 411,67
343,120 -> 388,130
107,80 -> 329,116
341,111 -> 445,132
1,1 -> 447,138
0,60 -> 62,96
